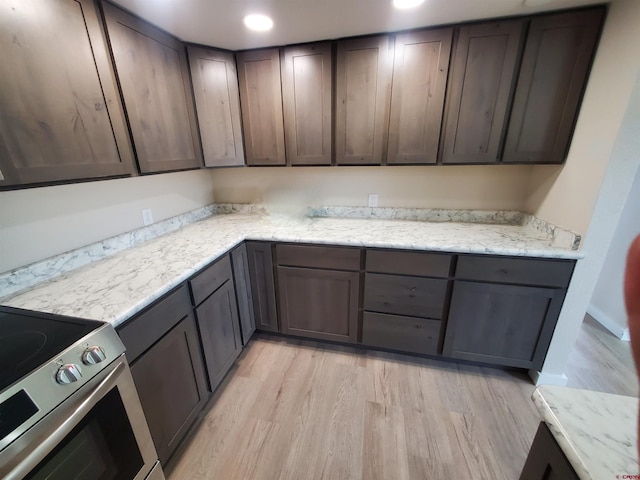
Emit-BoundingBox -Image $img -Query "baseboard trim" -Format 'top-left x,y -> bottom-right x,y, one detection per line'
529,370 -> 569,387
587,304 -> 629,340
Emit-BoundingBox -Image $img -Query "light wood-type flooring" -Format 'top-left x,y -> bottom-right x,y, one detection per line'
167,315 -> 637,480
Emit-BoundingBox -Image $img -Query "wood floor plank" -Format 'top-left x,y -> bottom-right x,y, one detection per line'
362,401 -> 410,480
167,315 -> 637,480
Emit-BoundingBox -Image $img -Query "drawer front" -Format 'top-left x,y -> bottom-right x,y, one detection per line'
362,312 -> 441,355
190,254 -> 233,306
364,273 -> 448,318
117,285 -> 192,363
276,244 -> 361,270
366,249 -> 452,277
455,256 -> 575,288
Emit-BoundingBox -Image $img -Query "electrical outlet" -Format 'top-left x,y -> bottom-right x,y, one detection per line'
142,209 -> 154,226
368,194 -> 379,207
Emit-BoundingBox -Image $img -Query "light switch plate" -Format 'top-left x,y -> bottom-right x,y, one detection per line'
368,194 -> 379,207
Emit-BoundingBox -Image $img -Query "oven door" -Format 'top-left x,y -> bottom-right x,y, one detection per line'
0,354 -> 163,480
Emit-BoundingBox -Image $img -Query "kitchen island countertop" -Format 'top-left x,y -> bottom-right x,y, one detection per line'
532,385 -> 639,480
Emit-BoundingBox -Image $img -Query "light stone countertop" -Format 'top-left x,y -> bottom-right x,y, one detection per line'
532,385 -> 639,480
1,211 -> 582,328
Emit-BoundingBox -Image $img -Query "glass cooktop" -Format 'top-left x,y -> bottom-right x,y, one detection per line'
0,306 -> 104,392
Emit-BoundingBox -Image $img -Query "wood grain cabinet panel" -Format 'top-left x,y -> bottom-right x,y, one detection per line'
189,255 -> 233,306
231,243 -> 257,345
441,20 -> 524,164
187,46 -> 244,167
194,281 -> 243,393
246,242 -> 279,332
276,244 -> 361,270
362,312 -> 441,355
129,314 -> 208,465
366,249 -> 452,277
103,3 -> 202,173
0,0 -> 135,187
364,273 -> 448,319
335,36 -> 392,165
443,281 -> 564,369
282,43 -> 333,165
387,28 -> 453,164
519,422 -> 579,480
277,266 -> 359,343
503,8 -> 604,164
236,49 -> 286,166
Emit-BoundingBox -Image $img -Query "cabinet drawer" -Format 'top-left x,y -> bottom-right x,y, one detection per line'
364,273 -> 448,318
276,244 -> 361,270
118,285 -> 191,363
362,312 -> 440,355
190,255 -> 233,306
455,256 -> 574,288
366,249 -> 452,277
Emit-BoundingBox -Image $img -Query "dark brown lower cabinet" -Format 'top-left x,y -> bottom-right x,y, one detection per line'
277,266 -> 359,343
519,422 -> 579,480
443,281 -> 564,369
128,314 -> 207,465
231,243 -> 256,344
195,280 -> 243,392
246,242 -> 279,332
362,312 -> 441,355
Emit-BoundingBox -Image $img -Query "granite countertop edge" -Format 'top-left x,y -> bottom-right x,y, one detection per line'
1,208 -> 584,329
531,388 -> 593,480
532,385 -> 639,480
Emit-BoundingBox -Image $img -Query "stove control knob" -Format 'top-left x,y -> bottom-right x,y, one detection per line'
56,364 -> 82,384
82,346 -> 106,365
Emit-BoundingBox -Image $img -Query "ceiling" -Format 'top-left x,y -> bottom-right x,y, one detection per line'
109,0 -> 607,50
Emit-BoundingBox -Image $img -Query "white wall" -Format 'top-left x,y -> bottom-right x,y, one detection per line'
588,169 -> 640,338
534,0 -> 640,382
210,165 -> 533,212
0,169 -> 215,273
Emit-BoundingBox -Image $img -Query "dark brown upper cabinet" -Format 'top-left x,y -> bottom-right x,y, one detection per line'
282,43 -> 333,166
103,3 -> 202,174
187,46 -> 244,167
236,49 -> 286,166
0,0 -> 135,187
502,9 -> 604,164
387,28 -> 453,165
441,20 -> 524,164
335,36 -> 392,165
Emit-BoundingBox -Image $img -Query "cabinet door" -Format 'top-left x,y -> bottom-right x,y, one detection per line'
246,242 -> 279,332
103,3 -> 202,173
277,266 -> 359,343
282,43 -> 333,165
503,9 -> 604,164
443,281 -> 563,369
130,314 -> 208,465
519,422 -> 579,480
441,20 -> 523,164
236,49 -> 286,166
231,243 -> 256,345
188,46 -> 244,167
0,0 -> 135,187
195,281 -> 242,392
335,36 -> 392,165
387,28 -> 453,164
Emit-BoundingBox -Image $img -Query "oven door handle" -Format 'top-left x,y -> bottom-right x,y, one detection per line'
1,355 -> 128,480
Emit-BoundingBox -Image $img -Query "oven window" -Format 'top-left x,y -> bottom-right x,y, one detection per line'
25,389 -> 144,480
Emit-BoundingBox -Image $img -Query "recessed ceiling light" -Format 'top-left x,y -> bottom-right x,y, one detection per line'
243,14 -> 273,32
392,0 -> 426,9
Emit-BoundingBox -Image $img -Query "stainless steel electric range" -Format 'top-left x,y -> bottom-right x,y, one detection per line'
0,306 -> 163,480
